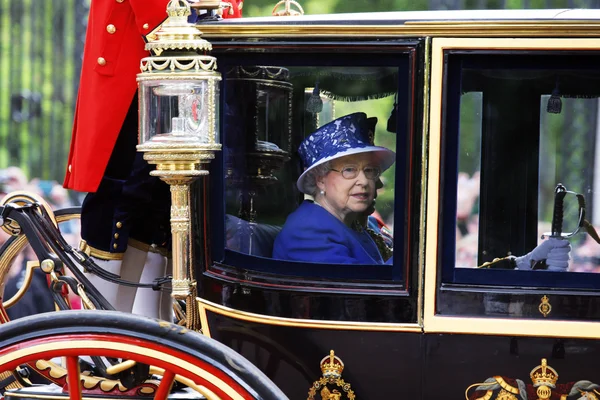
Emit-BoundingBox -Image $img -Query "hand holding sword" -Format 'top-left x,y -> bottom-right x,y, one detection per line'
478,183 -> 600,270
515,184 -> 572,271
515,183 -> 600,271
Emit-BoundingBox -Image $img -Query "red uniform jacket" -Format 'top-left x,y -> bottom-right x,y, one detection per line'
225,0 -> 244,18
64,0 -> 243,193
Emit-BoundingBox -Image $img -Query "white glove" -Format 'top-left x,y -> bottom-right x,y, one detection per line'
515,238 -> 571,271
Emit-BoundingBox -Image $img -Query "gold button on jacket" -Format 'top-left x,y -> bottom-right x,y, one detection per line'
65,0 -> 170,192
106,24 -> 116,34
97,57 -> 106,66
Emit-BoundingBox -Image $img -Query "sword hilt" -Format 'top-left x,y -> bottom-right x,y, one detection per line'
551,183 -> 567,238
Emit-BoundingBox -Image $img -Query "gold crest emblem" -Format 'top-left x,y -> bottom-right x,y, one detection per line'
307,350 -> 355,400
462,358 -> 600,400
538,295 -> 552,317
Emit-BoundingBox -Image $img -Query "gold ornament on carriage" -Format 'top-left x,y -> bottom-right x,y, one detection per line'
138,0 -> 221,154
136,0 -> 222,328
272,0 -> 305,16
465,358 -> 563,400
530,358 -> 558,400
307,350 -> 355,400
538,295 -> 552,317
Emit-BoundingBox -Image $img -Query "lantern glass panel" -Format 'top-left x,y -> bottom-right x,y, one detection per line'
138,79 -> 219,144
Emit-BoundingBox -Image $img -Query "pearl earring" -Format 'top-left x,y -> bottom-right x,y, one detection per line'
320,190 -> 325,196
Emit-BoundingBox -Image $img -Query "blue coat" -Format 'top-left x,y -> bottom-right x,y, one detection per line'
273,201 -> 385,264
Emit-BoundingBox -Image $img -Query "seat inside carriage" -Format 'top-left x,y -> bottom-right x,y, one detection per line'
222,65 -> 399,260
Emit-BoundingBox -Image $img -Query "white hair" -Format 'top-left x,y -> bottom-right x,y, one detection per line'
303,161 -> 331,196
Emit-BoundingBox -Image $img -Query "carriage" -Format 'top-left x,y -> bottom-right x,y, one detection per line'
1,2 -> 600,399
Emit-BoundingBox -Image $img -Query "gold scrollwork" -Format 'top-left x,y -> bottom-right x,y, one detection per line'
272,0 -> 304,16
465,358 -> 567,400
496,389 -> 518,400
465,379 -> 518,400
578,390 -> 600,400
171,205 -> 190,219
171,222 -> 189,233
475,390 -> 494,400
307,351 -> 355,400
140,56 -> 217,73
494,376 -> 520,394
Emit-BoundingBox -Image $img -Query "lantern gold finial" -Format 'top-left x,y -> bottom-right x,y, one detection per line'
166,0 -> 191,17
136,0 -> 222,330
272,0 -> 304,16
146,0 -> 212,55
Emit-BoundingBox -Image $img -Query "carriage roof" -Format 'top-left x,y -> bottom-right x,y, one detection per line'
201,8 -> 600,37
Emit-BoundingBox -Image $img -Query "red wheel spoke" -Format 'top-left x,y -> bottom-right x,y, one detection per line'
154,369 -> 176,400
0,312 -> 283,399
65,356 -> 82,400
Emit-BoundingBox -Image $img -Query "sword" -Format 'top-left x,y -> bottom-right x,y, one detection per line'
543,183 -> 600,244
480,183 -> 599,270
550,183 -> 567,238
532,184 -> 570,270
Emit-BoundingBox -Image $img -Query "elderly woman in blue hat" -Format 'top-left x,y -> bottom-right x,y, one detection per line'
273,112 -> 572,270
273,112 -> 395,264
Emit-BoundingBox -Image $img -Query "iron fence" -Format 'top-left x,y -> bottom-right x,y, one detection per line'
0,0 -> 88,183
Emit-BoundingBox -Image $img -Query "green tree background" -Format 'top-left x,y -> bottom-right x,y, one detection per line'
0,0 -> 86,187
246,0 -> 426,16
244,0 -> 594,16
0,0 -> 597,193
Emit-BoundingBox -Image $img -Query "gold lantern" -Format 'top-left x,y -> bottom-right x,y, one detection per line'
137,0 -> 221,329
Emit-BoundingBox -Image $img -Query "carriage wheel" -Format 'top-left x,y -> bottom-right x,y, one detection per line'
0,191 -> 59,236
0,310 -> 287,400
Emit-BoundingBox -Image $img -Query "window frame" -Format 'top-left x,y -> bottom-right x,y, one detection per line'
424,38 -> 600,339
204,40 -> 425,296
441,50 -> 600,289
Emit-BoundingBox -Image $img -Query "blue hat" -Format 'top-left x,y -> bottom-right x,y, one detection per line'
297,112 -> 396,194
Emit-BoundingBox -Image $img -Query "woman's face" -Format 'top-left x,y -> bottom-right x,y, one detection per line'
316,153 -> 379,224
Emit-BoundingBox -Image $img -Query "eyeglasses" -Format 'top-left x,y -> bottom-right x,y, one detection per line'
330,165 -> 381,180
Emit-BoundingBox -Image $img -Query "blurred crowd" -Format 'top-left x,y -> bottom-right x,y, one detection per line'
455,172 -> 481,269
0,166 -> 79,210
0,166 -> 82,320
455,171 -> 600,273
0,166 -> 599,321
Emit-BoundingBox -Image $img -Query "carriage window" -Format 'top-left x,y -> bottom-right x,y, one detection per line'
445,52 -> 600,284
219,57 -> 412,281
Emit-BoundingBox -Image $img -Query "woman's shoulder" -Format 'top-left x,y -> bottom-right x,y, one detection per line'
276,202 -> 351,247
283,201 -> 338,228
273,201 -> 354,262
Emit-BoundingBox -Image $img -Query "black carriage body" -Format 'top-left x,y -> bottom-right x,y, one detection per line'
5,7 -> 600,400
186,9 -> 600,399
